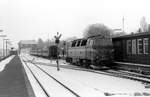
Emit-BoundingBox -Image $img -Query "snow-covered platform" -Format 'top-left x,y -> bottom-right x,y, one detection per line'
0,55 -> 35,97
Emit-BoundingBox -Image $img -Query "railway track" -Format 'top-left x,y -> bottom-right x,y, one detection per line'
29,59 -> 150,85
21,55 -> 150,96
22,56 -> 81,97
23,61 -> 50,97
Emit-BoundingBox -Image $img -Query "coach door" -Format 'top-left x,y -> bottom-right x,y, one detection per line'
114,40 -> 124,61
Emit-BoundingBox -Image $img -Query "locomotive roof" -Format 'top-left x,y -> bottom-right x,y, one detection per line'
71,38 -> 86,42
87,34 -> 111,39
112,31 -> 150,39
71,35 -> 111,42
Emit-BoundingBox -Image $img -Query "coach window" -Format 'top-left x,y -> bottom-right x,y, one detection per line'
132,39 -> 136,54
127,40 -> 132,54
137,39 -> 143,54
143,38 -> 148,54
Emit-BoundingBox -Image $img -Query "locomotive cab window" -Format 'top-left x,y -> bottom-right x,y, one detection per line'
76,40 -> 81,47
143,38 -> 148,54
81,39 -> 87,46
87,39 -> 94,46
71,41 -> 76,47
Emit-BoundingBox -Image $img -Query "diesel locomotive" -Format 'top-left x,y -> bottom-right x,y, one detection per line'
66,35 -> 113,68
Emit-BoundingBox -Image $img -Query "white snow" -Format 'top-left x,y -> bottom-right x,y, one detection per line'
0,55 -> 15,72
24,62 -> 78,97
21,54 -> 150,97
39,65 -> 150,97
26,54 -> 68,65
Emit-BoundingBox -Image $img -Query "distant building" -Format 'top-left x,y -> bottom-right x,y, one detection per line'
18,40 -> 37,54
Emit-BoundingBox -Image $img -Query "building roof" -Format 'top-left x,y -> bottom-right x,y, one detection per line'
19,40 -> 37,45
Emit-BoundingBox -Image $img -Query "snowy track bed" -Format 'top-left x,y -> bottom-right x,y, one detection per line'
21,54 -> 150,96
22,57 -> 81,97
21,58 -> 48,97
35,61 -> 150,86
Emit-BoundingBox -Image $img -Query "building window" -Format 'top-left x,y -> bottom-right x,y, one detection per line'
137,39 -> 143,54
132,39 -> 136,54
127,40 -> 132,54
143,38 -> 148,54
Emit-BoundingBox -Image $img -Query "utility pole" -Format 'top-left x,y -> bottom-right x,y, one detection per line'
3,39 -> 9,57
122,16 -> 125,32
6,41 -> 7,56
0,35 -> 6,57
63,41 -> 66,59
54,32 -> 62,71
0,30 -> 7,58
3,39 -> 4,57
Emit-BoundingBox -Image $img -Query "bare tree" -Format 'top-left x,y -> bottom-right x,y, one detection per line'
83,23 -> 112,38
37,38 -> 44,47
140,16 -> 148,32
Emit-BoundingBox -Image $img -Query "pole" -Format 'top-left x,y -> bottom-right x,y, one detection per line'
3,39 -> 4,57
0,35 -> 7,58
6,41 -> 7,56
54,32 -> 61,71
56,43 -> 59,71
122,16 -> 124,32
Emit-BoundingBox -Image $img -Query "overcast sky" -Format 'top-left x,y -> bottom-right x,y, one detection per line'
0,0 -> 150,48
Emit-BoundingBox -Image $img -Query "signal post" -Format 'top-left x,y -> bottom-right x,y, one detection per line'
54,32 -> 62,71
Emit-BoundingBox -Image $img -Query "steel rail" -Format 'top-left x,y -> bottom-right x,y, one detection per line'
23,56 -> 80,97
35,61 -> 150,84
23,60 -> 51,97
33,63 -> 80,97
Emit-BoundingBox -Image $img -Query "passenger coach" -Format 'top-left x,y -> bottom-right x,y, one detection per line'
112,32 -> 150,65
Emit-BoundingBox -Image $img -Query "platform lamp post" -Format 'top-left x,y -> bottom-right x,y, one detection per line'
63,41 -> 66,59
3,39 -> 9,57
5,39 -> 10,56
54,32 -> 62,71
0,35 -> 7,58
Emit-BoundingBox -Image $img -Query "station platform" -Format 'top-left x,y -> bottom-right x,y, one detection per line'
0,55 -> 35,97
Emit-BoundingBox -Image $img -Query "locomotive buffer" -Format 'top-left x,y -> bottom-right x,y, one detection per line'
54,32 -> 62,71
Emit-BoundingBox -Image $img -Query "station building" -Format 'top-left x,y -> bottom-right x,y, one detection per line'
18,40 -> 37,54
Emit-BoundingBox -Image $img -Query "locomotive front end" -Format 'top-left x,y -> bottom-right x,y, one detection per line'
88,36 -> 113,67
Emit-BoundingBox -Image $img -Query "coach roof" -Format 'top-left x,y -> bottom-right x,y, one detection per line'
112,31 -> 150,39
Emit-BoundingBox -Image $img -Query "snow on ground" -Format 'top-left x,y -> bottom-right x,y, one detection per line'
0,55 -> 15,72
22,54 -> 150,97
25,54 -> 68,65
39,65 -> 150,96
21,58 -> 79,97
